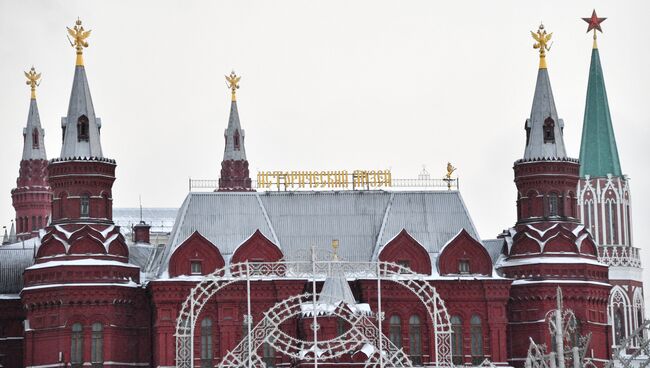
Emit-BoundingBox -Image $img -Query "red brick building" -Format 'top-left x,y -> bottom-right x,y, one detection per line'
0,18 -> 641,368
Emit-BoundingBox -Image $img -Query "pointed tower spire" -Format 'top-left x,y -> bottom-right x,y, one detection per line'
60,18 -> 103,159
524,24 -> 568,160
9,221 -> 16,243
22,67 -> 47,160
218,71 -> 252,191
579,12 -> 621,177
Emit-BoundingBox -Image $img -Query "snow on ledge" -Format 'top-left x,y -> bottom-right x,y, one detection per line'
511,279 -> 611,287
26,259 -> 140,270
498,256 -> 604,268
22,280 -> 140,292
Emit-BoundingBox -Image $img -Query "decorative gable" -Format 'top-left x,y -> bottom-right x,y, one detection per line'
231,230 -> 283,264
378,229 -> 431,275
169,231 -> 225,277
438,229 -> 492,276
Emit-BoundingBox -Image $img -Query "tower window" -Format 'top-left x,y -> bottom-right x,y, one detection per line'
32,128 -> 39,149
80,194 -> 90,217
548,193 -> 559,217
77,115 -> 89,142
91,322 -> 103,366
543,117 -> 555,143
234,130 -> 241,150
71,323 -> 83,367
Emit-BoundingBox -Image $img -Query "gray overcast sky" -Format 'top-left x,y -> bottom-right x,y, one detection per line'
1,1 -> 649,308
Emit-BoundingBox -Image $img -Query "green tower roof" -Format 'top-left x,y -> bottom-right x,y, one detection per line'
579,47 -> 622,177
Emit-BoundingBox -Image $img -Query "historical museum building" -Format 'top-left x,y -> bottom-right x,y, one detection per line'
0,14 -> 645,368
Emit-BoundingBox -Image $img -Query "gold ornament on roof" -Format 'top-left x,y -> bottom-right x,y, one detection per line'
67,18 -> 92,66
331,239 -> 340,261
445,162 -> 456,180
225,71 -> 241,101
531,23 -> 552,69
24,67 -> 41,100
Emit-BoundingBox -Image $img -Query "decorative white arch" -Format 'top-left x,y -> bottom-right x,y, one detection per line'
174,260 -> 453,368
219,293 -> 412,367
609,286 -> 631,346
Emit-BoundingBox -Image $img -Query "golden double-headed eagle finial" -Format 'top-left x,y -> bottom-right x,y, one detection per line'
225,71 -> 241,101
67,18 -> 92,66
531,23 -> 552,69
24,67 -> 41,100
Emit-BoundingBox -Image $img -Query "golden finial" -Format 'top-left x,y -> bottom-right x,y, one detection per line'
331,239 -> 340,261
67,18 -> 92,66
24,67 -> 41,100
225,70 -> 241,101
531,23 -> 553,69
445,162 -> 456,180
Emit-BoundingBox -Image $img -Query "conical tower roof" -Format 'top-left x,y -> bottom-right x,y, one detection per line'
60,65 -> 103,159
22,67 -> 47,160
579,47 -> 622,177
223,100 -> 247,161
523,24 -> 569,161
22,97 -> 47,160
60,19 -> 103,159
523,68 -> 568,160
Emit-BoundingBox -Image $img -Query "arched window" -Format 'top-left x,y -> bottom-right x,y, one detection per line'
71,323 -> 83,367
103,193 -> 110,219
18,217 -> 23,234
32,128 -> 39,149
614,308 -> 624,346
543,117 -> 555,143
606,199 -> 615,245
409,315 -> 422,365
77,115 -> 89,142
31,216 -> 36,231
470,315 -> 484,364
389,315 -> 402,348
201,318 -> 213,368
80,194 -> 90,218
263,337 -> 276,367
91,322 -> 103,366
38,216 -> 43,229
451,316 -> 463,365
548,193 -> 559,217
585,199 -> 594,233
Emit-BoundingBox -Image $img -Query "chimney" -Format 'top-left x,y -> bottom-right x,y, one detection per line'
133,221 -> 151,244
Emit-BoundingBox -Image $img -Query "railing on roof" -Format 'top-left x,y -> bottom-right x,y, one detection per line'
189,176 -> 459,192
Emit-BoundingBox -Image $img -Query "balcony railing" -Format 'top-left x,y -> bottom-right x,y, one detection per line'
598,246 -> 642,268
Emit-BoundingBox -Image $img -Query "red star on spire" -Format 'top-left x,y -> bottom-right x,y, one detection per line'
582,9 -> 606,33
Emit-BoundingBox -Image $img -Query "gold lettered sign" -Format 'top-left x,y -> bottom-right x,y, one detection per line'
257,170 -> 392,190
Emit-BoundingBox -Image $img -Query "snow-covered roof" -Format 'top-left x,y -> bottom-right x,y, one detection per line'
113,207 -> 178,234
153,190 -> 482,277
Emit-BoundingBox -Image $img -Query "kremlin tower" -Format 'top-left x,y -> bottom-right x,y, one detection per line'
497,24 -> 610,365
20,20 -> 149,367
576,11 -> 645,348
11,67 -> 52,241
218,71 -> 253,191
